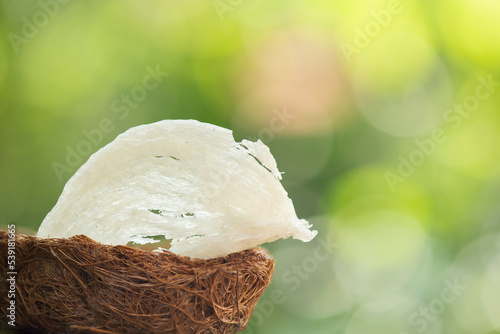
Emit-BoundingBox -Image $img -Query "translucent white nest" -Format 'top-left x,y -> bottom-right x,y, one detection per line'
37,120 -> 317,259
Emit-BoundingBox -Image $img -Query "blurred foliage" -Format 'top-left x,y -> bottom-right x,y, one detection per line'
1,0 -> 500,333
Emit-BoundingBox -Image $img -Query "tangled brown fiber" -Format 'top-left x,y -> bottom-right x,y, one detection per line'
0,231 -> 274,334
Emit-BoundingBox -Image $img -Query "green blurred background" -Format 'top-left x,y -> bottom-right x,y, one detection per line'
1,0 -> 500,333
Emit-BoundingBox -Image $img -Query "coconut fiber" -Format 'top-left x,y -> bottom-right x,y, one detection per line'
0,231 -> 274,333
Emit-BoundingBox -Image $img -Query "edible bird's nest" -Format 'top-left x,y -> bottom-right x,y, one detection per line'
0,231 -> 274,334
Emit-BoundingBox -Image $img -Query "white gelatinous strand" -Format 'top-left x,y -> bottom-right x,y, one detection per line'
37,120 -> 317,259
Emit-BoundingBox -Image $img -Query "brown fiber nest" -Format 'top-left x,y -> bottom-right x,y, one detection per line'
0,231 -> 274,334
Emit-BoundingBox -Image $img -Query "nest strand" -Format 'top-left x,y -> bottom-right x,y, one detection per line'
0,231 -> 274,334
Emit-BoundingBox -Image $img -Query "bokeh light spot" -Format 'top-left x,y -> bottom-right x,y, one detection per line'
352,31 -> 453,137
